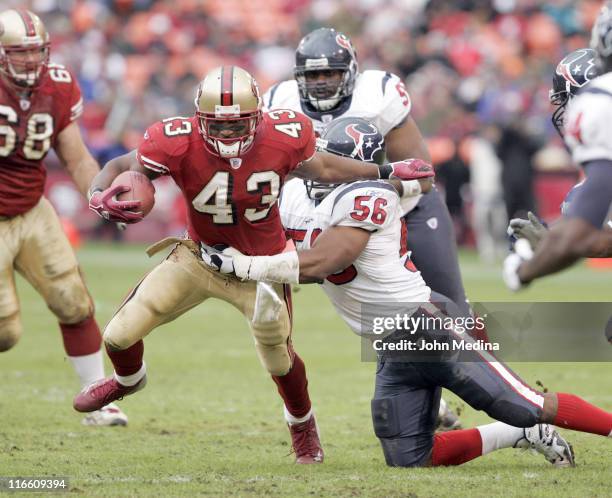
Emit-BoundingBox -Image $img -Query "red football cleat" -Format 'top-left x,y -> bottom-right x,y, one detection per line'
73,375 -> 147,413
288,415 -> 324,464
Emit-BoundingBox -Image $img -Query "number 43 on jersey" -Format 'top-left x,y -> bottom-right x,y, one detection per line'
192,170 -> 280,224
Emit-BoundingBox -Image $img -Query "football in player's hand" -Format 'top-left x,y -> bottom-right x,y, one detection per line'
111,171 -> 156,217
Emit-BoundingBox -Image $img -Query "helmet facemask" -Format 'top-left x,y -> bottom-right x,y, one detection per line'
549,85 -> 570,137
0,43 -> 49,88
295,66 -> 354,111
197,109 -> 261,158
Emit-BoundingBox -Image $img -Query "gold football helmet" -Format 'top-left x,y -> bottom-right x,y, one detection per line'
0,9 -> 50,88
195,65 -> 262,158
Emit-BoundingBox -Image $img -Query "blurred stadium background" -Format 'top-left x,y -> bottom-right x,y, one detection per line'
7,0 -> 607,264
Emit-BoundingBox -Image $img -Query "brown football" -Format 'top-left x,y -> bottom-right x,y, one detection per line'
110,170 -> 156,217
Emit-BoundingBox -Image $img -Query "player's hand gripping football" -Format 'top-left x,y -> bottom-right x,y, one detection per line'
89,185 -> 144,223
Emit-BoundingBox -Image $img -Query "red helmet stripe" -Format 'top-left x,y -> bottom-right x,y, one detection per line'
16,9 -> 37,37
345,124 -> 365,159
221,65 -> 234,106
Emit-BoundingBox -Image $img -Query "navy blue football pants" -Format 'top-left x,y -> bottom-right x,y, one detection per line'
370,293 -> 545,467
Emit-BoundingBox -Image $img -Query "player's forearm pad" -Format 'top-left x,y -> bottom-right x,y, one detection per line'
240,251 -> 300,284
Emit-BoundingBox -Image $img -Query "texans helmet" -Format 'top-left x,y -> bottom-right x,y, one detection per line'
0,9 -> 50,89
591,1 -> 612,74
305,117 -> 385,201
549,48 -> 597,136
294,28 -> 358,112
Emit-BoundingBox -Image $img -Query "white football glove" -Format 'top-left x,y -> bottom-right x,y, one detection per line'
200,243 -> 238,274
507,212 -> 547,248
502,238 -> 534,292
201,243 -> 300,284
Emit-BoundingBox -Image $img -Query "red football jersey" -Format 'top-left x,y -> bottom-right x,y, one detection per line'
0,64 -> 83,216
137,110 -> 316,256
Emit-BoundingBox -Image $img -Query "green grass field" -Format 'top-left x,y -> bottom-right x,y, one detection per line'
1,244 -> 610,497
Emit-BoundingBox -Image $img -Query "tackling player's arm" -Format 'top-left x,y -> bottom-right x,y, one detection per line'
55,122 -> 101,199
202,225 -> 371,285
298,226 -> 370,283
384,116 -> 432,163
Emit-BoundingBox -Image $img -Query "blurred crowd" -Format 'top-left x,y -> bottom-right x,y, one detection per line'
10,0 -> 602,257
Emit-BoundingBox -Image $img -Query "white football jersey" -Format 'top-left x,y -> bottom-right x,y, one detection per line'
565,72 -> 612,164
264,70 -> 412,137
280,179 -> 431,335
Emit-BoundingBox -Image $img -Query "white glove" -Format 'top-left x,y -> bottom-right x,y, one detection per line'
200,243 -> 237,274
201,243 -> 300,284
502,239 -> 534,292
507,212 -> 547,248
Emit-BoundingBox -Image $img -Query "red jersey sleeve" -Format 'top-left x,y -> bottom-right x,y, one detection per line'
48,65 -> 83,133
136,122 -> 171,175
290,113 -> 316,171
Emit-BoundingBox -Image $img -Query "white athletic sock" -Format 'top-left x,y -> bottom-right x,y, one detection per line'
114,363 -> 147,387
284,405 -> 313,425
69,350 -> 105,388
477,422 -> 525,455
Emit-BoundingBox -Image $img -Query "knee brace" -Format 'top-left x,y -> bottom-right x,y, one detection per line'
0,312 -> 22,352
45,267 -> 93,324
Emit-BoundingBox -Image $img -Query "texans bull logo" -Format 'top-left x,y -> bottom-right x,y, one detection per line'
556,49 -> 596,87
335,34 -> 355,57
345,124 -> 383,162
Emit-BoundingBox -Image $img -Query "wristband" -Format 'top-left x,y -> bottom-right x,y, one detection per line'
401,180 -> 422,197
377,164 -> 393,179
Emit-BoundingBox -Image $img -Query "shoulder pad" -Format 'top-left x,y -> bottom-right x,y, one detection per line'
330,181 -> 399,230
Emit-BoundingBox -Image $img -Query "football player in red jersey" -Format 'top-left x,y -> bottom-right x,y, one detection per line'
74,65 -> 431,463
0,9 -> 128,426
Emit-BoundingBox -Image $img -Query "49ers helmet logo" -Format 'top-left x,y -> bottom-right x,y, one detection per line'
345,123 -> 384,162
